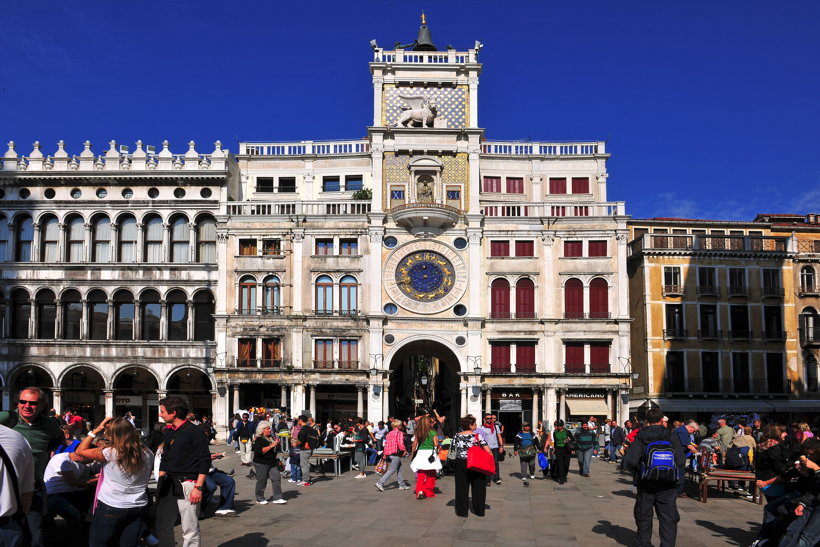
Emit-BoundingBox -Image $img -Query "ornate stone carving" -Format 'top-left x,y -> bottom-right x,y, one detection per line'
395,95 -> 437,128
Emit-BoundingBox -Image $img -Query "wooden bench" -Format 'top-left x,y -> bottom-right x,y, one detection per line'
698,469 -> 762,505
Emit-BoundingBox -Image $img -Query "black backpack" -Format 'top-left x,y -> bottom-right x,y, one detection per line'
724,445 -> 749,469
303,426 -> 320,450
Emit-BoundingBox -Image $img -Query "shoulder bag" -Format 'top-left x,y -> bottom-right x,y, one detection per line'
466,434 -> 496,475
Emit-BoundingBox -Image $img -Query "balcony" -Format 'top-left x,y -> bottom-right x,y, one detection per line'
390,202 -> 462,232
240,139 -> 371,156
665,378 -> 791,396
232,357 -> 286,369
629,234 -> 789,256
481,201 -> 625,218
762,330 -> 787,342
799,327 -> 820,346
313,360 -> 360,370
697,329 -> 722,340
662,285 -> 683,297
227,200 -> 372,218
799,285 -> 820,296
480,140 -> 604,157
663,328 -> 688,340
729,329 -> 752,340
235,306 -> 290,317
311,309 -> 360,317
562,312 -> 612,320
488,311 -> 538,319
563,364 -> 612,374
761,286 -> 784,298
697,285 -> 720,297
727,285 -> 750,297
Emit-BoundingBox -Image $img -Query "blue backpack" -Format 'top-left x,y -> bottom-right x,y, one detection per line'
640,434 -> 678,484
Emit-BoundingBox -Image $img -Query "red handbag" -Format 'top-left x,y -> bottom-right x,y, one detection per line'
466,434 -> 495,475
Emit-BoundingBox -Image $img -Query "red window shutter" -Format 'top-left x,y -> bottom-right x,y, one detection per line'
506,177 -> 524,194
549,178 -> 567,194
589,278 -> 609,319
564,278 -> 584,318
491,279 -> 510,318
491,343 -> 511,372
565,343 -> 584,373
483,177 -> 501,192
516,343 -> 536,371
588,240 -> 607,257
515,278 -> 535,319
490,241 -> 509,257
515,240 -> 534,257
589,343 -> 610,373
571,177 -> 590,194
564,241 -> 582,257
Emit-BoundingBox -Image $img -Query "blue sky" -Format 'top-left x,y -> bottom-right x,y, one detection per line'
2,1 -> 818,220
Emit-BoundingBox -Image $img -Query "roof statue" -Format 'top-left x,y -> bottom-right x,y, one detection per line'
395,95 -> 437,128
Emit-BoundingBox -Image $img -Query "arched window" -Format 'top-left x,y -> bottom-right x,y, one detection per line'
801,266 -> 817,293
92,216 -> 111,262
315,275 -> 333,315
113,290 -> 134,340
40,215 -> 59,262
262,275 -> 281,314
15,215 -> 33,262
589,278 -> 609,319
62,289 -> 82,340
196,215 -> 217,263
238,276 -> 257,314
10,289 -> 30,339
140,290 -> 161,340
800,307 -> 819,345
806,352 -> 818,393
564,278 -> 584,319
0,215 -> 8,261
339,275 -> 358,315
515,278 -> 535,319
35,289 -> 56,339
490,278 -> 510,319
170,216 -> 190,263
144,215 -> 163,262
193,291 -> 215,341
87,289 -> 108,340
118,215 -> 137,263
167,290 -> 188,341
65,215 -> 84,262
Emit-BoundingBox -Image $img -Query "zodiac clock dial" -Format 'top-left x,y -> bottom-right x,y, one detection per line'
396,251 -> 454,302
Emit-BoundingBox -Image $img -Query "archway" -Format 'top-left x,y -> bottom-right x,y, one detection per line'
11,364 -> 54,392
388,339 -> 461,425
166,367 -> 213,420
60,366 -> 105,424
113,366 -> 159,430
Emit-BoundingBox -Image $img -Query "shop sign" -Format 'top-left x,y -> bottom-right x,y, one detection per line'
100,395 -> 143,406
315,392 -> 357,401
499,400 -> 522,411
491,390 -> 532,400
566,391 -> 606,398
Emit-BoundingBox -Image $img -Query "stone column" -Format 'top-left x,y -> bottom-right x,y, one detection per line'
110,222 -> 118,262
159,302 -> 167,341
132,299 -> 140,341
469,77 -> 479,128
367,231 -> 384,314
607,390 -> 615,421
52,388 -> 62,415
381,379 -> 390,420
356,386 -> 364,418
233,385 -> 240,413
84,222 -> 92,262
161,223 -> 170,263
531,388 -> 539,427
186,300 -> 194,341
484,388 -> 491,415
280,385 -> 287,408
291,231 -> 304,314
370,143 -> 384,213
104,390 -> 114,417
617,389 -> 627,427
106,299 -> 114,340
188,222 -> 197,262
135,223 -> 144,263
31,222 -> 40,262
80,299 -> 88,340
54,299 -> 63,339
28,295 -> 37,339
544,387 -> 557,429
372,76 -> 383,127
558,390 -> 566,422
460,386 -> 467,416
541,234 -> 555,324
468,230 -> 482,315
291,383 -> 305,415
56,222 -> 65,263
309,385 -> 316,418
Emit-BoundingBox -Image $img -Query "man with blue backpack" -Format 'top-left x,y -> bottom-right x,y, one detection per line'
623,408 -> 686,547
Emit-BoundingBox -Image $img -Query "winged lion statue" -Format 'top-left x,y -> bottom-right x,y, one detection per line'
395,95 -> 438,128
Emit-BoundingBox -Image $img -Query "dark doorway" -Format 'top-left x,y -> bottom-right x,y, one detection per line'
497,411 -> 523,444
389,340 -> 461,422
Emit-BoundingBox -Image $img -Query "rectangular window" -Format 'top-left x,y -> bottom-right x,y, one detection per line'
64,302 -> 82,340
37,303 -> 55,339
89,302 -> 108,340
42,220 -> 59,263
732,353 -> 750,393
549,178 -> 567,194
239,239 -> 257,256
238,338 -> 256,367
571,177 -> 590,194
766,353 -> 784,393
702,352 -> 720,392
262,338 -> 282,367
514,240 -> 534,257
339,339 -> 358,369
764,306 -> 782,338
141,302 -> 161,341
315,238 -> 333,255
565,343 -> 584,373
114,302 -> 134,341
516,343 -> 536,372
699,304 -> 718,337
314,339 -> 333,368
68,221 -> 84,262
483,177 -> 501,193
262,239 -> 281,256
698,267 -> 717,293
168,302 -> 187,341
666,351 -> 685,392
588,240 -> 607,257
490,342 -> 511,372
145,221 -> 164,262
344,175 -> 363,192
339,238 -> 358,255
729,268 -> 746,293
278,177 -> 296,193
762,269 -> 780,293
730,305 -> 750,338
506,177 -> 524,194
589,343 -> 610,373
322,177 -> 341,192
490,241 -> 510,257
665,304 -> 685,337
564,241 -> 582,258
256,177 -> 274,193
663,266 -> 681,295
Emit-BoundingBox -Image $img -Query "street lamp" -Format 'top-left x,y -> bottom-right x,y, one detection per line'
467,356 -> 482,377
618,356 -> 639,381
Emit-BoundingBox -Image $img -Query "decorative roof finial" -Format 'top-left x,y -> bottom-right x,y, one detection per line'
421,11 -> 426,26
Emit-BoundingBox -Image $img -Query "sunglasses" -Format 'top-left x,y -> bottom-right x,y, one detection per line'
18,399 -> 41,406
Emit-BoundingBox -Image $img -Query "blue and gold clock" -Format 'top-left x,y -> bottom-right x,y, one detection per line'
396,251 -> 454,302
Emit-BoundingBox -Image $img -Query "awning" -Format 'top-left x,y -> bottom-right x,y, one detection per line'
634,399 -> 775,413
566,398 -> 609,416
767,400 -> 820,413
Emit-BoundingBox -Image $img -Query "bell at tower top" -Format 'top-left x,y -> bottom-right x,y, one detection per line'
413,12 -> 436,51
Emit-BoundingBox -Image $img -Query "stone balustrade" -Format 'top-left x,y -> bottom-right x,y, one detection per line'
372,48 -> 476,64
240,140 -> 371,156
1,139 -> 230,172
481,141 -> 605,156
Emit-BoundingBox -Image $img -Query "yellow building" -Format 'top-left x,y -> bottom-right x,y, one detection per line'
626,216 -> 816,421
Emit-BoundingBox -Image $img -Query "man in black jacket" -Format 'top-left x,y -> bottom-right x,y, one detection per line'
623,408 -> 685,547
609,421 -> 625,463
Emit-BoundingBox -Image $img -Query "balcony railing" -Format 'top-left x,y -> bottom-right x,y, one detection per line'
563,364 -> 612,374
240,140 -> 371,156
799,327 -> 820,346
662,285 -> 684,297
763,330 -> 787,341
488,311 -> 538,319
481,140 -> 604,156
563,312 -> 612,320
697,285 -> 720,296
665,378 -> 791,395
761,286 -> 784,298
232,357 -> 286,369
311,309 -> 360,317
798,285 -> 820,296
227,200 -> 372,217
663,329 -> 688,339
727,285 -> 749,297
481,201 -> 625,218
629,234 -> 790,255
235,306 -> 290,317
729,329 -> 752,340
490,364 -> 511,373
697,329 -> 722,340
313,360 -> 360,370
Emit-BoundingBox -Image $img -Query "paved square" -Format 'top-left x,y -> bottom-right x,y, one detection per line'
197,446 -> 763,546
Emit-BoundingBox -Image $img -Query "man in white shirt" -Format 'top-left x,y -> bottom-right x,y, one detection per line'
0,424 -> 35,547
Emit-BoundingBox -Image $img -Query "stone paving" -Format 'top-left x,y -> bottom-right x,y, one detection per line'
193,445 -> 763,546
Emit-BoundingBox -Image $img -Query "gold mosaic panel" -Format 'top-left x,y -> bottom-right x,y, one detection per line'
382,152 -> 469,209
382,85 -> 467,128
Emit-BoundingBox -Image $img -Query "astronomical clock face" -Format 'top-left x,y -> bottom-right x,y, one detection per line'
384,240 -> 468,314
